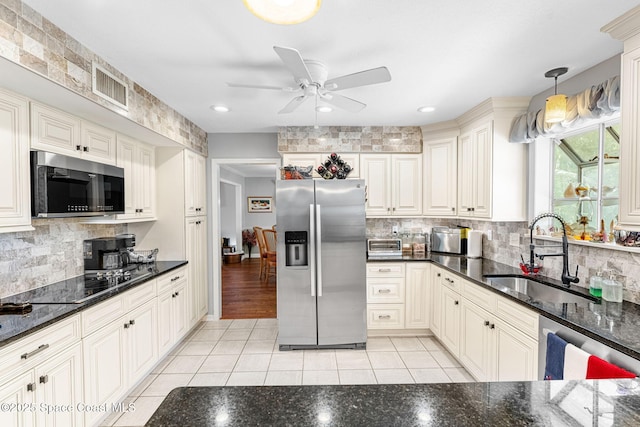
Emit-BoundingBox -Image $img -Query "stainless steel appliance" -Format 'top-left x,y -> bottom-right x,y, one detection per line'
276,179 -> 367,350
31,150 -> 125,218
431,226 -> 468,254
367,238 -> 402,259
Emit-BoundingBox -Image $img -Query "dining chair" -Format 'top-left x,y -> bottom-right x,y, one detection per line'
262,229 -> 277,283
253,226 -> 267,280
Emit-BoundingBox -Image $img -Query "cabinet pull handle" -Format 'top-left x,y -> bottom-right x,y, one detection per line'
171,276 -> 180,282
484,321 -> 490,326
378,289 -> 391,294
76,145 -> 81,151
83,146 -> 89,152
378,315 -> 391,320
21,344 -> 49,360
27,383 -> 36,392
129,319 -> 135,326
378,268 -> 392,272
39,375 -> 48,384
124,323 -> 130,329
490,323 -> 495,329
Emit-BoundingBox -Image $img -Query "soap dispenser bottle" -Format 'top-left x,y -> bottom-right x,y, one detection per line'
602,272 -> 623,303
589,270 -> 603,297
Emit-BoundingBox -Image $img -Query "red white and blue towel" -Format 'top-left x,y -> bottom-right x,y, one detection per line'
544,332 -> 636,380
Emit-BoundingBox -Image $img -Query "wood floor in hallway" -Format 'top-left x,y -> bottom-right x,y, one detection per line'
221,257 -> 277,319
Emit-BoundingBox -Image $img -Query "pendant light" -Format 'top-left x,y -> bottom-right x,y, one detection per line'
544,67 -> 569,123
243,0 -> 322,25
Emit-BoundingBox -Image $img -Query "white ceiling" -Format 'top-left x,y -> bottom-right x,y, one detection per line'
21,0 -> 638,133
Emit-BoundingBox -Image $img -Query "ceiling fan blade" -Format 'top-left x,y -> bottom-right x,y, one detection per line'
278,96 -> 309,114
226,82 -> 297,92
321,93 -> 366,113
324,66 -> 391,91
273,46 -> 313,85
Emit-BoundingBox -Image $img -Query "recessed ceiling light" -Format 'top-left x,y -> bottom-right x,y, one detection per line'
211,105 -> 230,113
417,106 -> 435,113
316,105 -> 332,113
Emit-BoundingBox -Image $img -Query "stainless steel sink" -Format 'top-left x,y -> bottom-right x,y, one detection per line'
484,275 -> 595,305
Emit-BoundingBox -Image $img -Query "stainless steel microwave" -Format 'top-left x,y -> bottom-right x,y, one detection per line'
31,151 -> 125,218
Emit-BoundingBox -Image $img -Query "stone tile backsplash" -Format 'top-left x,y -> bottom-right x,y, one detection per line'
367,218 -> 640,305
0,219 -> 125,298
278,126 -> 422,153
0,0 -> 207,154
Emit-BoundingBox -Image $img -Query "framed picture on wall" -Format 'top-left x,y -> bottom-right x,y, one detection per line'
247,196 -> 272,213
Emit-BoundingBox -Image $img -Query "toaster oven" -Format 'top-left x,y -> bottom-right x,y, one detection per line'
367,238 -> 402,258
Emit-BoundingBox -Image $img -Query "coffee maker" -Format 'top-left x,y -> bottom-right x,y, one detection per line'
83,234 -> 136,271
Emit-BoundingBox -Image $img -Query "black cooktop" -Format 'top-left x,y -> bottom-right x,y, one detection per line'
3,264 -> 156,305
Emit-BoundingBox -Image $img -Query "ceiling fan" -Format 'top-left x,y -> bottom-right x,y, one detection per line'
227,46 -> 392,114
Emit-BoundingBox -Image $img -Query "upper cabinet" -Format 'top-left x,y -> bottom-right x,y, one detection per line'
423,135 -> 458,217
0,88 -> 31,233
361,154 -> 422,216
117,135 -> 156,221
281,152 -> 360,178
454,98 -> 530,221
185,149 -> 206,217
30,102 -> 117,165
603,7 -> 640,231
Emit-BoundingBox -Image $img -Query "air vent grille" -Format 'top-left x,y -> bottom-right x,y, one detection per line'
92,62 -> 128,110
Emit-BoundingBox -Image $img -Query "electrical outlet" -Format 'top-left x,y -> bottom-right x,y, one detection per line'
509,233 -> 520,246
486,230 -> 493,241
392,225 -> 399,235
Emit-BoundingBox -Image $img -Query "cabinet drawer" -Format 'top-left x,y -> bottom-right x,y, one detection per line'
81,294 -> 126,337
441,271 -> 461,292
495,296 -> 539,339
0,315 -> 80,381
367,278 -> 404,303
462,280 -> 496,312
157,267 -> 187,294
366,263 -> 405,278
367,304 -> 405,329
124,280 -> 156,310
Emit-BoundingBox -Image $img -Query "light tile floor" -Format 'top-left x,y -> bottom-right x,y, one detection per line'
103,319 -> 475,426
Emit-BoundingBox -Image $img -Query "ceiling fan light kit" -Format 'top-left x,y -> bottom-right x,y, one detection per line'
544,67 -> 569,124
243,0 -> 322,25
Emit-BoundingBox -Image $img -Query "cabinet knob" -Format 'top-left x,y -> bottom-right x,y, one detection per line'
27,383 -> 36,392
484,321 -> 490,326
454,300 -> 459,305
172,293 -> 176,298
39,375 -> 49,384
76,145 -> 81,151
124,323 -> 130,329
129,319 -> 135,326
451,207 -> 455,212
437,273 -> 441,277
83,146 -> 89,152
175,291 -> 180,296
490,323 -> 495,329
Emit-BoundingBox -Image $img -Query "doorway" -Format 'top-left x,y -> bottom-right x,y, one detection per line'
211,159 -> 280,320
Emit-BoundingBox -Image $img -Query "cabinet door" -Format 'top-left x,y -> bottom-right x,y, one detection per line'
186,217 -> 207,327
391,154 -> 422,216
440,286 -> 461,357
493,319 -> 538,381
430,268 -> 443,338
30,102 -> 81,155
137,142 -> 156,218
126,300 -> 158,381
405,263 -> 430,329
36,343 -> 83,427
360,154 -> 391,216
473,122 -> 492,218
0,371 -> 36,427
423,137 -> 457,216
82,321 -> 127,426
457,132 -> 473,217
185,150 -> 206,216
0,89 -> 30,231
117,136 -> 138,218
459,300 -> 492,381
618,44 -> 640,228
157,290 -> 174,356
80,121 -> 117,165
172,281 -> 189,340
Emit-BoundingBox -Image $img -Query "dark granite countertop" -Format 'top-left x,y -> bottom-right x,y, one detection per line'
368,253 -> 640,362
0,260 -> 187,348
147,380 -> 640,426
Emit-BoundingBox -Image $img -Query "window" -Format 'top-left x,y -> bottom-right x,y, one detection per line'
552,122 -> 619,239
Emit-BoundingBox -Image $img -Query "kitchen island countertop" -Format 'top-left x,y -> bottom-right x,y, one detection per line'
146,379 -> 640,426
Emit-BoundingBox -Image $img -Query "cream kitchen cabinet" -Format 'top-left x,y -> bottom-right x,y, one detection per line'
0,315 -> 83,427
186,217 -> 208,327
281,153 -> 322,178
116,135 -> 156,221
184,150 -> 207,217
430,267 -> 443,338
157,268 -> 189,355
430,266 -> 461,357
30,102 -> 117,165
603,12 -> 640,231
405,263 -> 431,329
454,98 -> 529,221
0,88 -> 31,233
423,136 -> 458,217
366,263 -> 405,329
361,154 -> 422,216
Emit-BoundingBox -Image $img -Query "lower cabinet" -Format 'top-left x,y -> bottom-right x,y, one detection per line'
440,285 -> 461,358
157,276 -> 189,356
405,263 -> 431,329
186,217 -> 208,327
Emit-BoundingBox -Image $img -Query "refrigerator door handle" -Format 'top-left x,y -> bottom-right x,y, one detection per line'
309,204 -> 316,297
316,204 -> 323,297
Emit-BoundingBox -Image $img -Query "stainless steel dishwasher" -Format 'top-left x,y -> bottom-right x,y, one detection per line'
538,315 -> 640,380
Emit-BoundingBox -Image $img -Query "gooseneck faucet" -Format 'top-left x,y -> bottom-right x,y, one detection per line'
527,213 -> 579,287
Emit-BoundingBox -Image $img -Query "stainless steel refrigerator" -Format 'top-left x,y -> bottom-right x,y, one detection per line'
276,179 -> 367,350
